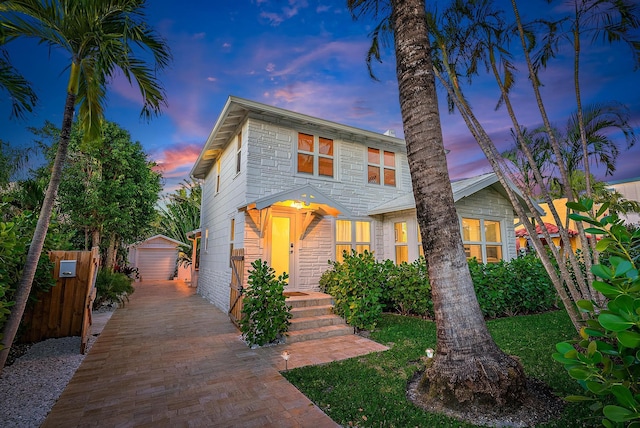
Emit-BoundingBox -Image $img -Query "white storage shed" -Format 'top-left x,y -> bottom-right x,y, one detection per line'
128,235 -> 187,282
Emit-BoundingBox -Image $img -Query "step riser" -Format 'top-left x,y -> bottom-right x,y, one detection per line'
289,316 -> 345,331
286,297 -> 334,308
286,326 -> 353,343
290,305 -> 333,319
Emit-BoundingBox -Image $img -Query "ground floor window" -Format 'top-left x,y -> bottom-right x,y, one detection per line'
461,217 -> 503,263
394,221 -> 408,264
336,220 -> 371,262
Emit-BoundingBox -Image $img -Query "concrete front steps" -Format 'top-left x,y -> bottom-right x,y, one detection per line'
285,291 -> 353,344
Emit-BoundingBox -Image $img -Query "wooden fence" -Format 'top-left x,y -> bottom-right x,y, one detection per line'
228,248 -> 245,326
20,248 -> 99,353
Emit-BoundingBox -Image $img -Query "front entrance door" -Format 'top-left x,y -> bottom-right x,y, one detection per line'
270,213 -> 296,286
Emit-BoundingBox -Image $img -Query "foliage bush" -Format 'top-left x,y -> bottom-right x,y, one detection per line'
0,207 -> 56,345
319,251 -> 558,328
93,269 -> 135,309
240,259 -> 292,347
384,258 -> 433,317
469,255 -> 558,318
321,250 -> 385,331
553,199 -> 640,428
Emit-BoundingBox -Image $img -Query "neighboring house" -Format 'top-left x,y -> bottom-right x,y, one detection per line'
190,96 -> 533,312
607,177 -> 640,225
514,198 -> 581,253
127,234 -> 189,282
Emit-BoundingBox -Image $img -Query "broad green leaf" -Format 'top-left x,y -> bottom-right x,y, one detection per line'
585,381 -> 607,394
566,395 -> 596,402
597,238 -> 615,252
592,264 -> 613,280
592,281 -> 621,298
569,213 -> 600,226
614,260 -> 634,277
603,405 -> 639,422
611,385 -> 639,411
568,367 -> 592,380
585,328 -> 606,338
587,340 -> 597,356
585,227 -> 607,235
599,313 -> 634,332
618,331 -> 640,348
556,342 -> 575,354
597,202 -> 611,217
567,201 -> 588,211
577,300 -> 595,312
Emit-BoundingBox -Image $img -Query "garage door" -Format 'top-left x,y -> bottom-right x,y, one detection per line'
137,248 -> 177,281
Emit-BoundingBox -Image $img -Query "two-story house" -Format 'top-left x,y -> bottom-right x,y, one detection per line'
190,96 -> 530,313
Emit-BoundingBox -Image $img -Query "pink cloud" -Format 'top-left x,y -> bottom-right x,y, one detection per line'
153,142 -> 203,179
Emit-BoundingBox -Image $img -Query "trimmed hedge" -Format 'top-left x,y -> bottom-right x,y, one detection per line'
320,251 -> 557,328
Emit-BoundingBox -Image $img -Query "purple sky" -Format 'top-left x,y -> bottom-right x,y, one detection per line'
1,0 -> 639,193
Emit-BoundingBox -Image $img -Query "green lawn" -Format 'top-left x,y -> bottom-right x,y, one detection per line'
283,311 -> 601,427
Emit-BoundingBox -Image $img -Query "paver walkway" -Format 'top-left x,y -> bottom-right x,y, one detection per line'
43,280 -> 387,427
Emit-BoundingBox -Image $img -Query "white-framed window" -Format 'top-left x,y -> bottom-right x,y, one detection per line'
297,132 -> 334,178
215,159 -> 221,194
235,131 -> 242,175
204,228 -> 209,253
367,147 -> 396,187
417,223 -> 424,258
394,221 -> 408,264
461,217 -> 503,263
335,220 -> 371,263
229,218 -> 236,267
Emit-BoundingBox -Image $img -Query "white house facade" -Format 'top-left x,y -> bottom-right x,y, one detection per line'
190,96 -> 528,312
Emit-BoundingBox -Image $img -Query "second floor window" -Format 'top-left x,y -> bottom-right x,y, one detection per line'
297,132 -> 334,178
368,148 -> 396,186
236,131 -> 242,174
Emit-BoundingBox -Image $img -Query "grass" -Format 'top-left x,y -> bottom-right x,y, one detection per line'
283,310 -> 601,427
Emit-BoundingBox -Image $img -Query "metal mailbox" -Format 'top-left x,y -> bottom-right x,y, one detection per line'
59,260 -> 77,278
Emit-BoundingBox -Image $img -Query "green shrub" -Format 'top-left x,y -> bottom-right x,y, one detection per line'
93,269 -> 135,308
553,199 -> 640,428
240,259 -> 292,347
0,208 -> 56,345
320,252 -> 557,324
470,255 -> 557,318
384,258 -> 433,318
322,250 -> 384,331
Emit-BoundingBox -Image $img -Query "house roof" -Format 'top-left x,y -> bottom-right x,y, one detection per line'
128,234 -> 187,248
190,96 -> 407,179
368,172 -> 544,216
244,184 -> 352,217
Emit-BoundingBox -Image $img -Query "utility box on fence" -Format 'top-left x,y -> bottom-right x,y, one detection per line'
59,260 -> 77,278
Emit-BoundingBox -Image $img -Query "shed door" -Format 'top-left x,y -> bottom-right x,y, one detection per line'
137,248 -> 176,281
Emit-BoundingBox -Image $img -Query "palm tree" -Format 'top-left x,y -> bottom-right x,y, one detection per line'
0,0 -> 171,372
0,24 -> 37,118
348,0 -> 526,411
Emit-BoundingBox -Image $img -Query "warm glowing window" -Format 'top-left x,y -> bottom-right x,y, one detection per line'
215,159 -> 221,193
394,222 -> 408,264
335,220 -> 371,263
297,133 -> 334,177
229,218 -> 236,267
236,132 -> 242,174
417,224 -> 424,258
368,148 -> 396,186
462,218 -> 503,263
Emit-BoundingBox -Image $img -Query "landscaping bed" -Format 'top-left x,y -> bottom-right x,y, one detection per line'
284,310 -> 599,427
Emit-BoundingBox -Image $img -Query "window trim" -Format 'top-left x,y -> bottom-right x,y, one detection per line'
367,147 -> 396,187
235,131 -> 242,175
296,132 -> 335,178
460,216 -> 504,263
335,219 -> 371,262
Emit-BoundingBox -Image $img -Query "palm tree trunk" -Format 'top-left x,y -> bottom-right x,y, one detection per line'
391,0 -> 526,407
0,91 -> 76,373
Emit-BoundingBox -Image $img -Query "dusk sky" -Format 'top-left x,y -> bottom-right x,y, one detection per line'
1,0 -> 639,193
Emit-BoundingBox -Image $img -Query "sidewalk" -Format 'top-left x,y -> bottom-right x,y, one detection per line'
43,280 -> 387,427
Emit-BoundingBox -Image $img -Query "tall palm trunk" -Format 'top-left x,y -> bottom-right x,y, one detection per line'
0,90 -> 76,372
391,0 -> 525,406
